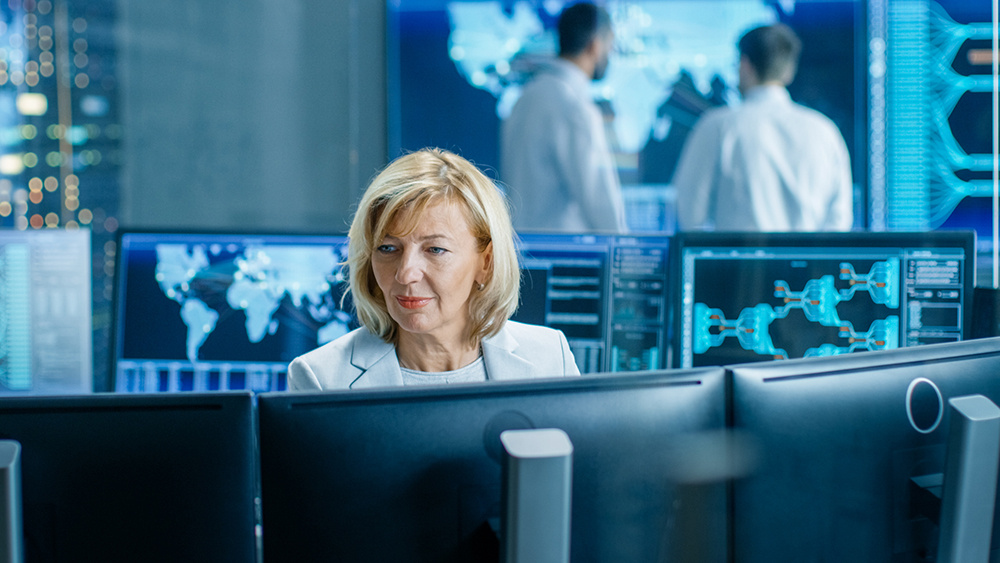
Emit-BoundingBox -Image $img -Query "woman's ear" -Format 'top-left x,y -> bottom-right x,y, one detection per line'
477,241 -> 494,285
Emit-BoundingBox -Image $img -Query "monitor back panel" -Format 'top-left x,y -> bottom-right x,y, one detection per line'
731,336 -> 1000,562
258,369 -> 727,562
0,392 -> 258,562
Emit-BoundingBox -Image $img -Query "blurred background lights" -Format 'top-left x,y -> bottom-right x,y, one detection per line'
0,154 -> 25,175
68,125 -> 88,144
16,92 -> 48,115
80,95 -> 107,116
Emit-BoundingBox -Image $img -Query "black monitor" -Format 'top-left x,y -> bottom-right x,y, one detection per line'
0,391 -> 258,562
514,233 -> 672,373
673,231 -> 976,368
0,228 -> 92,394
730,336 -> 1000,561
111,231 -> 355,392
258,369 -> 727,562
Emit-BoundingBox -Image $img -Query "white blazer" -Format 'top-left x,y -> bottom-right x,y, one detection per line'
287,321 -> 580,390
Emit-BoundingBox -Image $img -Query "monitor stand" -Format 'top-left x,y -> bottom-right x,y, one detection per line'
0,440 -> 22,563
499,428 -> 573,563
909,394 -> 1000,562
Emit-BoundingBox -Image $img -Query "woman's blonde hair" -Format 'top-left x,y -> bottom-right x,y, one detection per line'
347,148 -> 520,345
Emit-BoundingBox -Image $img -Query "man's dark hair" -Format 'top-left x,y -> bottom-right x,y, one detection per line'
738,23 -> 802,83
558,2 -> 612,57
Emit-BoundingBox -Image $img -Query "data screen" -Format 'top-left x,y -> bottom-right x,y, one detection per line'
0,229 -> 92,394
513,233 -> 671,373
113,232 -> 354,393
675,232 -> 975,368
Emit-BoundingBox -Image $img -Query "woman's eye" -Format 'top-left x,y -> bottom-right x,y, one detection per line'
376,244 -> 396,253
428,247 -> 447,255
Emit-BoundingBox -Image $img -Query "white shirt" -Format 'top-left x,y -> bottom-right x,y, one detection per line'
501,58 -> 626,233
673,85 -> 853,232
400,355 -> 487,386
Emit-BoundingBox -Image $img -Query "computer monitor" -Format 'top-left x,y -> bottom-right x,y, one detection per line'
257,369 -> 728,562
673,231 -> 976,368
0,228 -> 92,394
0,391 -> 258,562
730,335 -> 1000,561
111,231 -> 355,392
514,233 -> 672,373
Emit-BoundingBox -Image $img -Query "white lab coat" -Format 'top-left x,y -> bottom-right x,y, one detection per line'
501,58 -> 626,233
673,85 -> 853,232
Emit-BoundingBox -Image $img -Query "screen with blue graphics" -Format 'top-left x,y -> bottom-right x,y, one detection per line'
112,231 -> 355,393
675,232 -> 975,368
514,233 -> 672,373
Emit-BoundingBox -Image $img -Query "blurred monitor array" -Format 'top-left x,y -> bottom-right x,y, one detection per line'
0,229 -> 91,395
109,230 -> 979,391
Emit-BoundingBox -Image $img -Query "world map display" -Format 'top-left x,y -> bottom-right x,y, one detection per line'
153,243 -> 352,363
445,0 -> 776,153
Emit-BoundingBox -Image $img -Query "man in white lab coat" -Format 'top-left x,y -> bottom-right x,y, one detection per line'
501,2 -> 626,233
673,23 -> 854,232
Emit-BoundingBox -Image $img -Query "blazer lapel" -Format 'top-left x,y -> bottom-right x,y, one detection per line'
348,330 -> 405,389
482,325 -> 536,381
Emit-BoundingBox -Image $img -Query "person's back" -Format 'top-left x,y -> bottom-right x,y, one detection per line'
673,23 -> 853,232
501,2 -> 626,233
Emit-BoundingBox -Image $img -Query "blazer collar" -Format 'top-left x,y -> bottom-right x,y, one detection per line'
348,329 -> 404,389
347,324 -> 536,388
482,324 -> 536,381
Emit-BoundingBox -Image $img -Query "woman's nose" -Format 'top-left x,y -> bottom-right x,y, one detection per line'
394,250 -> 422,284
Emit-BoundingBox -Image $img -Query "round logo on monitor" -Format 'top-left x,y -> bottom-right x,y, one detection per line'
905,377 -> 944,434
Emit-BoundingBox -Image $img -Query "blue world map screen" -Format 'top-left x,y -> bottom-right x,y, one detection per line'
112,232 -> 355,393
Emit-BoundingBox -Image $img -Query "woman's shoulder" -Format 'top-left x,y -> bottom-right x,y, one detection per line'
287,327 -> 390,390
295,326 -> 369,361
501,321 -> 568,342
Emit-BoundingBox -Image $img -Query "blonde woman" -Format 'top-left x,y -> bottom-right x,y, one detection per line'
288,148 -> 579,389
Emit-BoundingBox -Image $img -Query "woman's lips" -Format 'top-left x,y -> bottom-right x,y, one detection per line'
396,296 -> 431,309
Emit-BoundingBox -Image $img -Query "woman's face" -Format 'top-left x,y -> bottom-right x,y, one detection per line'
371,199 -> 490,344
